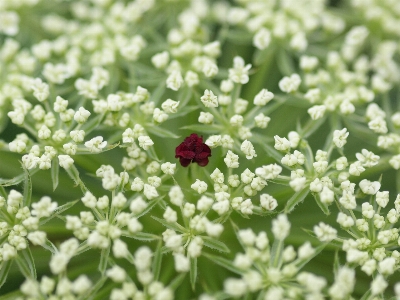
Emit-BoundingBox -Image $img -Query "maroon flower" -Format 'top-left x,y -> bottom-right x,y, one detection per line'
175,133 -> 211,167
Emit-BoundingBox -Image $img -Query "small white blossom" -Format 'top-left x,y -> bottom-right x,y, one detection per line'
274,135 -> 291,151
138,136 -> 154,150
152,51 -> 169,69
308,105 -> 326,120
349,161 -> 365,176
224,150 -> 239,168
143,184 -> 158,199
228,56 -> 251,84
376,191 -> 389,208
106,266 -> 127,283
314,222 -> 337,242
359,179 -> 381,195
370,274 -> 388,295
240,140 -> 257,159
188,236 -> 203,258
253,27 -> 271,50
31,196 -> 57,218
254,113 -> 270,128
254,89 -> 274,106
272,214 -> 291,240
85,136 -> 107,153
58,155 -> 74,169
224,278 -> 247,298
166,70 -> 184,91
200,89 -> 218,108
260,194 -> 278,211
174,253 -> 190,272
191,180 -> 207,194
279,74 -> 301,93
74,107 -> 91,123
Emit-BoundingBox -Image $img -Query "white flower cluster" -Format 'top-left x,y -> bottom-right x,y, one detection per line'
0,190 -> 56,262
223,215 -> 325,299
2,0 -> 400,298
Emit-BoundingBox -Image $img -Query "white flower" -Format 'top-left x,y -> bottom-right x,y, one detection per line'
224,150 -> 239,168
378,257 -> 396,276
143,184 -> 158,199
320,187 -> 334,204
49,252 -> 69,274
166,70 -> 184,91
106,266 -> 126,283
31,78 -> 49,102
202,60 -> 218,77
233,253 -> 252,270
254,113 -> 270,128
85,136 -> 107,153
272,214 -> 291,240
198,111 -> 214,124
370,274 -> 388,295
356,148 -> 380,167
228,56 -> 251,84
38,125 -> 51,140
58,155 -> 74,169
224,278 -> 247,298
191,180 -> 207,194
332,128 -> 349,148
43,63 -> 71,84
254,89 -> 274,106
173,253 -> 190,272
161,162 -> 176,175
308,105 -> 326,120
31,196 -> 57,218
138,136 -> 154,150
163,206 -> 177,223
72,275 -> 92,295
81,191 -> 97,208
212,200 -> 230,215
134,246 -> 153,271
240,140 -> 257,159
153,108 -> 168,123
253,27 -> 271,50
197,196 -> 214,212
328,266 -> 355,299
0,11 -> 19,36
279,74 -> 301,93
152,51 -> 169,69
300,56 -> 319,71
161,99 -> 179,113
184,70 -> 199,87
359,179 -> 381,195
8,139 -> 26,153
127,218 -> 143,233
376,191 -> 389,208
188,236 -> 203,258
27,231 -> 46,246
337,212 -> 354,228
314,222 -> 337,242
70,130 -> 85,143
298,242 -> 315,259
349,161 -> 365,176
200,89 -> 218,108
260,194 -> 278,211
389,155 -> 400,169
274,135 -> 291,151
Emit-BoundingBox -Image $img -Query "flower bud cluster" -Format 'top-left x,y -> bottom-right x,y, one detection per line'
223,215 -> 325,299
0,190 -> 55,263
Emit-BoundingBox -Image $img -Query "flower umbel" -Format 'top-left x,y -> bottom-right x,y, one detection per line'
175,133 -> 211,167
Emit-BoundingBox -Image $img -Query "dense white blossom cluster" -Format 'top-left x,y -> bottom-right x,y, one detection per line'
1,0 -> 400,299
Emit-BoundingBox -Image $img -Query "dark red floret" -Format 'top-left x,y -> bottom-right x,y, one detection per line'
175,133 -> 211,167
